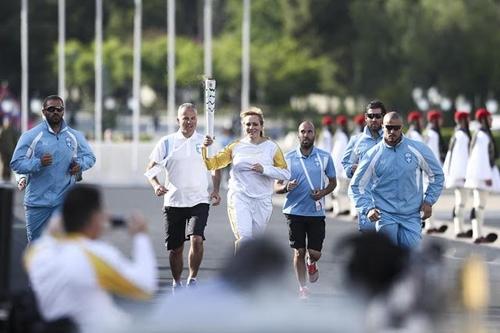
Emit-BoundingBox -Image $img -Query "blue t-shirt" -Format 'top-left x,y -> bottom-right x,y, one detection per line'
282,146 -> 336,217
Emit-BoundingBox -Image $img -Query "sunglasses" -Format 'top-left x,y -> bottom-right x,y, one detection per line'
45,106 -> 64,113
366,113 -> 382,119
385,125 -> 402,131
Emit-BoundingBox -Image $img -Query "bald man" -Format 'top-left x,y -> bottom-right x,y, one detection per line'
349,112 -> 444,249
276,121 -> 337,299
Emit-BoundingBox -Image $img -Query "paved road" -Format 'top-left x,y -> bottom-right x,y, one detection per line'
8,186 -> 500,331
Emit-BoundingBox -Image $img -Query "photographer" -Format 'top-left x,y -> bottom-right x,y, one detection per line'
24,184 -> 157,333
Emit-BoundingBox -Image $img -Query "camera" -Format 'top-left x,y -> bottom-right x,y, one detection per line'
110,216 -> 127,228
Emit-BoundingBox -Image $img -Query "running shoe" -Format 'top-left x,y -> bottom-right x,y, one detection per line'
172,282 -> 183,294
426,225 -> 448,234
187,278 -> 197,287
298,286 -> 309,300
307,260 -> 319,283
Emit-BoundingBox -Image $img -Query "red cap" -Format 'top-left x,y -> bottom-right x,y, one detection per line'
354,114 -> 365,126
475,108 -> 491,120
407,111 -> 422,122
454,111 -> 469,122
322,115 -> 333,126
427,110 -> 442,122
336,115 -> 348,126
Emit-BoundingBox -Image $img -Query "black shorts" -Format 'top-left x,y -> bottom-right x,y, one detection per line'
163,203 -> 210,250
285,214 -> 325,252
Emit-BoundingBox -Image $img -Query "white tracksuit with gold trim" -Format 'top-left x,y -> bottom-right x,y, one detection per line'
203,138 -> 290,242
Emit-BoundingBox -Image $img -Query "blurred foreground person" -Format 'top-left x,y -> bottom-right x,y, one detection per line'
0,116 -> 20,181
147,238 -> 289,332
276,121 -> 336,299
349,112 -> 444,249
464,108 -> 499,244
443,111 -> 473,238
337,232 -> 447,333
24,184 -> 157,333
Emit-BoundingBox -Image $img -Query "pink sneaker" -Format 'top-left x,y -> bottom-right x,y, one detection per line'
307,260 -> 319,283
299,286 -> 309,300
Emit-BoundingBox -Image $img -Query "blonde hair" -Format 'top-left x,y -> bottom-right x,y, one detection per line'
240,107 -> 264,137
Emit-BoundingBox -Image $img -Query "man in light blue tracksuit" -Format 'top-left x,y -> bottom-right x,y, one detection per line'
10,95 -> 95,241
342,100 -> 386,232
349,112 -> 444,249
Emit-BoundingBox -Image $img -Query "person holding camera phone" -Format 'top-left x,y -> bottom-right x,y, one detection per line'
10,95 -> 95,241
349,112 -> 444,250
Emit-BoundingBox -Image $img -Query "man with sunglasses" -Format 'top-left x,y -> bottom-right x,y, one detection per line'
11,95 -> 95,241
349,112 -> 444,249
342,100 -> 386,231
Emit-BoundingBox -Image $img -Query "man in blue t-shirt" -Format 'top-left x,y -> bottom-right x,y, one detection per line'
276,121 -> 336,299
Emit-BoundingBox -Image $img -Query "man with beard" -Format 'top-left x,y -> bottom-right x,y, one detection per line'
276,121 -> 336,299
10,95 -> 95,241
349,112 -> 444,249
342,100 -> 386,231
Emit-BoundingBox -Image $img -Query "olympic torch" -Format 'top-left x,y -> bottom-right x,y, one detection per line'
205,78 -> 216,155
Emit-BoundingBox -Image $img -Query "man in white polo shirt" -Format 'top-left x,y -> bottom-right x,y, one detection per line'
146,103 -> 221,291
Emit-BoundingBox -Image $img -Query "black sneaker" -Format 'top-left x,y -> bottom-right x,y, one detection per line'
474,233 -> 498,244
456,230 -> 473,238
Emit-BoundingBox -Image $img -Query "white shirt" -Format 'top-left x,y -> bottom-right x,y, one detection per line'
149,130 -> 211,207
317,127 -> 333,153
25,233 -> 157,333
465,130 -> 500,192
425,127 -> 442,166
443,129 -> 469,189
203,138 -> 290,199
331,129 -> 349,179
406,128 -> 424,142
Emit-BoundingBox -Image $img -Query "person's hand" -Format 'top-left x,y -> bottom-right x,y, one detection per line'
203,135 -> 214,147
128,212 -> 148,235
311,189 -> 324,201
210,191 -> 221,206
351,164 -> 358,174
485,179 -> 493,186
17,177 -> 27,191
367,208 -> 380,223
286,179 -> 298,192
69,162 -> 81,175
40,153 -> 53,166
251,163 -> 264,174
420,202 -> 432,220
154,184 -> 168,196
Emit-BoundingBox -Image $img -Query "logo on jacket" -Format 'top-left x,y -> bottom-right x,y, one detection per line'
404,152 -> 412,164
65,137 -> 74,151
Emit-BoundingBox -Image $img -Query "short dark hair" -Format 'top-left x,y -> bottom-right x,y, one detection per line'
63,184 -> 102,233
42,95 -> 65,109
366,100 -> 386,114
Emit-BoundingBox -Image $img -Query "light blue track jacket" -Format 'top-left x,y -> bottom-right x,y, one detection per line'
349,136 -> 444,217
10,120 -> 95,207
342,126 -> 383,178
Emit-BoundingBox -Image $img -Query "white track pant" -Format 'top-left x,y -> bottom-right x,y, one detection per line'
227,190 -> 272,244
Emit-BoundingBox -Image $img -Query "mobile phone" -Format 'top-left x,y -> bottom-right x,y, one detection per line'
110,216 -> 127,228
